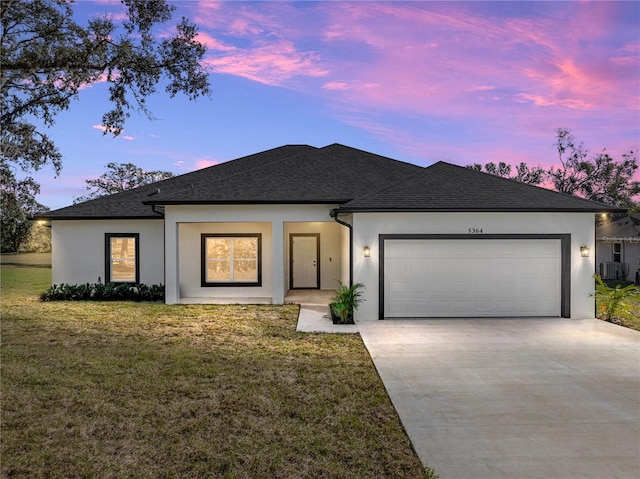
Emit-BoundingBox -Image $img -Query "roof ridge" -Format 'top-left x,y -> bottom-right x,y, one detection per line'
339,160 -> 625,212
340,167 -> 427,207
38,145 -> 316,217
439,162 -> 618,208
144,145 -> 319,203
320,143 -> 427,169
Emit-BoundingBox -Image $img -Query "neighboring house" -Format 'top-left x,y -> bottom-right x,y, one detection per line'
596,214 -> 640,284
37,144 -> 624,319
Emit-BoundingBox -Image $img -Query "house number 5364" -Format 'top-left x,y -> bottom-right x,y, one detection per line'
468,228 -> 483,234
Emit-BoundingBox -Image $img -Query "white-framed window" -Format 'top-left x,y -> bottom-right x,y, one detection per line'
105,233 -> 139,283
613,243 -> 622,263
201,234 -> 261,286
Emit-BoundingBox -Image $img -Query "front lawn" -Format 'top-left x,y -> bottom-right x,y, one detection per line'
1,266 -> 434,478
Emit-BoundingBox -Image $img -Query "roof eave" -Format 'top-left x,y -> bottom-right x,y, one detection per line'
338,206 -> 627,214
143,199 -> 352,206
33,214 -> 163,221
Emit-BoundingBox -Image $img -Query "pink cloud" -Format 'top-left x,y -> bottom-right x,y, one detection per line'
183,1 -> 637,181
93,125 -> 139,140
196,32 -> 237,52
323,81 -> 349,90
92,124 -> 114,133
194,158 -> 220,170
203,40 -> 328,86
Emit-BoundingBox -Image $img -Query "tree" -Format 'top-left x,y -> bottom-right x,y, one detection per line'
1,0 -> 210,195
466,161 -> 545,185
0,170 -> 47,252
548,128 -> 639,208
74,162 -> 175,203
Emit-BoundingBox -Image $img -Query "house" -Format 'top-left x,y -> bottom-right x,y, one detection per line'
37,143 -> 625,319
596,214 -> 640,284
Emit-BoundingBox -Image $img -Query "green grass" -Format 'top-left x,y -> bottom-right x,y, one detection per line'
1,266 -> 435,478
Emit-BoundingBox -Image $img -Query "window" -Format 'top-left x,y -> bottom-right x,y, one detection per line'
105,233 -> 139,283
201,234 -> 261,286
613,243 -> 622,263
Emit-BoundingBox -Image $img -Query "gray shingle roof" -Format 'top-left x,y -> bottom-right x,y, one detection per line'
144,143 -> 423,205
38,145 -> 317,219
596,214 -> 640,239
338,162 -> 625,212
37,145 -> 624,220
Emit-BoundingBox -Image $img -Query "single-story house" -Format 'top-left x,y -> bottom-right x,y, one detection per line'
596,214 -> 640,284
37,143 -> 624,319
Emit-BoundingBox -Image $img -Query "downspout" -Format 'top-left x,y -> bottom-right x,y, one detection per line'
147,188 -> 165,216
330,208 -> 353,287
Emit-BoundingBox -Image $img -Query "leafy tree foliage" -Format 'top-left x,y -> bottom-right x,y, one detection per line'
74,162 -> 175,204
549,128 -> 639,208
1,0 -> 209,189
0,172 -> 47,252
19,221 -> 51,253
467,161 -> 545,185
466,128 -> 639,208
1,0 -> 209,250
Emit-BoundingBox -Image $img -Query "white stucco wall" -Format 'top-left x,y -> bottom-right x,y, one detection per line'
51,219 -> 164,285
163,204 -> 344,304
179,222 -> 273,300
351,212 -> 597,320
284,221 -> 344,290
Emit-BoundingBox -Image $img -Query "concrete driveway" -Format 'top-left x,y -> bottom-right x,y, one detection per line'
357,318 -> 640,479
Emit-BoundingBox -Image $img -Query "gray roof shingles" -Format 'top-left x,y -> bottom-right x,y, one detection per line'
144,143 -> 423,205
38,144 -> 317,219
37,145 -> 623,220
339,162 -> 624,212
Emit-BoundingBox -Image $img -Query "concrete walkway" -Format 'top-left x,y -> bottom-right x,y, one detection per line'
295,305 -> 358,333
357,318 -> 640,479
289,289 -> 358,333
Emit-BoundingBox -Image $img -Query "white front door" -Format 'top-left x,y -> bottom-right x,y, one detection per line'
291,234 -> 319,289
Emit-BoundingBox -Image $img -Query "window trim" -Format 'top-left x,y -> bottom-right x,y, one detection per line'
105,233 -> 140,284
201,233 -> 262,287
613,243 -> 622,263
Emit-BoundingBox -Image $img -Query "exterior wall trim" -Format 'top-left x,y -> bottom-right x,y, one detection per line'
104,232 -> 140,284
289,233 -> 321,290
378,233 -> 571,319
200,233 -> 263,287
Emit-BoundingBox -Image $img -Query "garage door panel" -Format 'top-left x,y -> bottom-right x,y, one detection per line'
407,281 -> 428,294
387,301 -> 407,315
408,300 -> 429,313
407,260 -> 428,275
387,281 -> 408,294
387,260 -> 408,276
384,239 -> 561,318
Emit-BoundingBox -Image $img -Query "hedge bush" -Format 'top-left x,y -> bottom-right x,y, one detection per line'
40,282 -> 164,302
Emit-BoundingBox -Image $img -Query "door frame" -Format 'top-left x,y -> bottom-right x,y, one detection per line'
289,233 -> 321,289
378,234 -> 571,319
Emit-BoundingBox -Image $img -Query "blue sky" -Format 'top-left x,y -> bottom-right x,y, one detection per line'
35,1 -> 640,210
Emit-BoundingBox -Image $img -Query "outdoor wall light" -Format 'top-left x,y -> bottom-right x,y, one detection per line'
580,246 -> 590,257
363,246 -> 371,258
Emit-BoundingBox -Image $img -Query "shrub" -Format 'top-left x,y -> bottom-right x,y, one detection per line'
40,282 -> 164,302
330,281 -> 365,324
592,275 -> 640,322
18,222 -> 51,253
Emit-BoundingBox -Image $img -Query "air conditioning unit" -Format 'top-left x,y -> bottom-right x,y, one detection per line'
599,262 -> 628,280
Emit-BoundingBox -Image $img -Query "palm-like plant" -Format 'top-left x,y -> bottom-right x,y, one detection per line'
330,282 -> 365,324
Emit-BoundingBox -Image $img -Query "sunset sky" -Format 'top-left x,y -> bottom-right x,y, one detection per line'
35,1 -> 639,210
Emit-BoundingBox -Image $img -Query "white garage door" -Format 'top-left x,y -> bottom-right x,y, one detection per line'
384,239 -> 561,318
